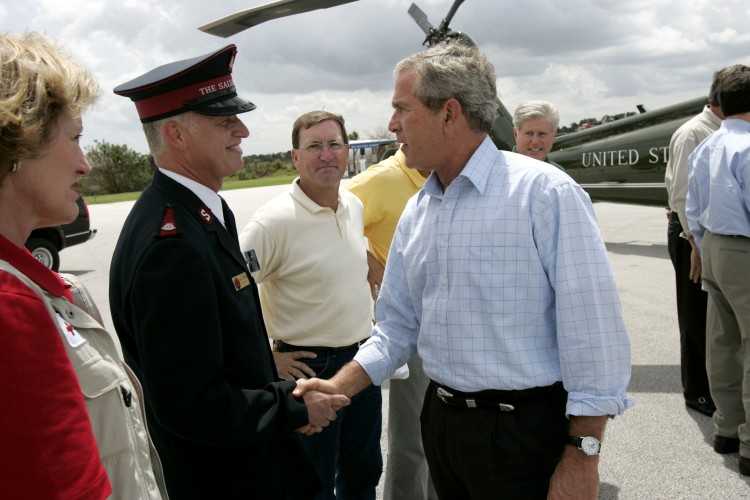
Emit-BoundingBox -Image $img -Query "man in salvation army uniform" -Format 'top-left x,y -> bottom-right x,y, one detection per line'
109,44 -> 349,499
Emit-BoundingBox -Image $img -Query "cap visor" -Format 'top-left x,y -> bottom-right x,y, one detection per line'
194,95 -> 256,116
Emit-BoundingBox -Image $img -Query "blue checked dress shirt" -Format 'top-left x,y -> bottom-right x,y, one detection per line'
355,136 -> 634,417
686,118 -> 750,250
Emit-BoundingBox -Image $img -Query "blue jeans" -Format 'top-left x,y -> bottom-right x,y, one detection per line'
279,343 -> 383,500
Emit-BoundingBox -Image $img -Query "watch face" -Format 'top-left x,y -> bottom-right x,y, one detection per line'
580,436 -> 601,455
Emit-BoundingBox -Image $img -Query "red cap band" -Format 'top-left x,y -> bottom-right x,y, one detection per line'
134,75 -> 235,120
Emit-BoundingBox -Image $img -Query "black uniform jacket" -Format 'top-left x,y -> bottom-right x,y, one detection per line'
109,170 -> 322,499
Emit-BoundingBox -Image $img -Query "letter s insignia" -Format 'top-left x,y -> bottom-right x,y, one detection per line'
196,205 -> 214,225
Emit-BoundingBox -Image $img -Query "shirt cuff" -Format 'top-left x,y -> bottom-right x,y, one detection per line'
566,391 -> 636,417
354,337 -> 393,387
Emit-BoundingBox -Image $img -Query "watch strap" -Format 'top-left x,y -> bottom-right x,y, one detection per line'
567,435 -> 583,447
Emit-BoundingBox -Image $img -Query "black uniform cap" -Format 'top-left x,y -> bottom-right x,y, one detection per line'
113,44 -> 256,123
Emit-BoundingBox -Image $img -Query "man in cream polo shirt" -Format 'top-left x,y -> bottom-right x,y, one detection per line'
239,110 -> 382,499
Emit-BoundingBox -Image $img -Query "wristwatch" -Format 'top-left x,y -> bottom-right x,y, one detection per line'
568,435 -> 601,456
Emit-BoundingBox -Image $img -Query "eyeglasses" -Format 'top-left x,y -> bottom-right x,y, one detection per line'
299,141 -> 346,154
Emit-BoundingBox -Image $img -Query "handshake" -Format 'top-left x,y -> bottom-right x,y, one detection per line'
293,377 -> 349,436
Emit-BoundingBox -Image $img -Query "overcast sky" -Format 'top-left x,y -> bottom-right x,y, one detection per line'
2,0 -> 749,155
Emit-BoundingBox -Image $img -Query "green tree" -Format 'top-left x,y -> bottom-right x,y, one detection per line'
237,155 -> 294,180
84,141 -> 153,195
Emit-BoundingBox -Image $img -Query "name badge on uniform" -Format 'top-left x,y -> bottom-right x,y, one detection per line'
244,249 -> 261,273
232,272 -> 251,291
55,313 -> 86,348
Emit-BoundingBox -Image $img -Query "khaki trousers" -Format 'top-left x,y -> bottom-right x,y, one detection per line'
701,231 -> 750,457
383,355 -> 437,500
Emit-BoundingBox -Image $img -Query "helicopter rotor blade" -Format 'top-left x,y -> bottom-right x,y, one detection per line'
408,3 -> 434,35
199,0 -> 359,38
438,0 -> 465,31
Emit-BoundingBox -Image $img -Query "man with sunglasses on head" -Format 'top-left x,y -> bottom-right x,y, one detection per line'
239,110 -> 382,500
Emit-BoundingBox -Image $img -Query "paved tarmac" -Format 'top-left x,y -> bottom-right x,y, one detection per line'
59,184 -> 750,499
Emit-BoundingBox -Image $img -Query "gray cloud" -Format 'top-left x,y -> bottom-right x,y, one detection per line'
2,0 -> 748,154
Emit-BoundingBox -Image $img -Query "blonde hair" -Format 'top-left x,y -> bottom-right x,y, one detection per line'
0,31 -> 99,181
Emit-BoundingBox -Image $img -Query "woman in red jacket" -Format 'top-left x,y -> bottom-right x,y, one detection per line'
0,32 -> 110,499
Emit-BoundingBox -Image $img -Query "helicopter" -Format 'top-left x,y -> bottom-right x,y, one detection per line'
199,0 -> 708,206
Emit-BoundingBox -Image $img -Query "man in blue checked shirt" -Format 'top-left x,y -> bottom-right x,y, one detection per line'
296,41 -> 634,499
686,64 -> 750,477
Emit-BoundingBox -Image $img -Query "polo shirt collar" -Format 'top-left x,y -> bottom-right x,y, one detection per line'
702,105 -> 722,128
389,149 -> 428,190
402,163 -> 429,190
289,177 -> 348,215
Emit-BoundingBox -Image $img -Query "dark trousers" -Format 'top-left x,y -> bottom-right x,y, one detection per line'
421,381 -> 568,500
278,343 -> 383,500
667,212 -> 711,399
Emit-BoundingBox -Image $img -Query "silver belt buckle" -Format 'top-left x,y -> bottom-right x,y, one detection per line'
436,386 -> 453,404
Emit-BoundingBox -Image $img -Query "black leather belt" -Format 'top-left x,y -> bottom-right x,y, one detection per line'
275,338 -> 368,352
433,381 -> 564,412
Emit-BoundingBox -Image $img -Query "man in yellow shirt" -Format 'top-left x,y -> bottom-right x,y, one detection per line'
347,148 -> 434,500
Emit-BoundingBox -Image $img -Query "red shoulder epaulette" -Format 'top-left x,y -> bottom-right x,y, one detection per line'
158,204 -> 181,238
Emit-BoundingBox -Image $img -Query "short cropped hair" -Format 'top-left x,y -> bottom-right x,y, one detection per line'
291,110 -> 348,149
709,64 -> 749,107
394,41 -> 498,134
715,65 -> 750,116
142,112 -> 196,156
512,100 -> 560,132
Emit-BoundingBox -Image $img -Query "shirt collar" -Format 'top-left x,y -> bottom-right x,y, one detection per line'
421,135 -> 497,199
158,167 -> 225,226
0,233 -> 70,298
722,117 -> 750,133
289,177 -> 348,215
390,149 -> 428,190
402,163 -> 429,190
703,105 -> 723,128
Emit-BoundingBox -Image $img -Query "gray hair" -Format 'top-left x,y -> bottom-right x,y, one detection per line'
394,41 -> 498,134
142,112 -> 196,156
512,100 -> 560,132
